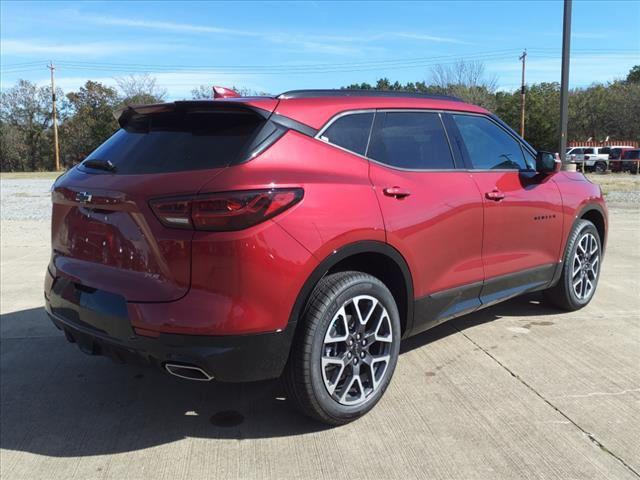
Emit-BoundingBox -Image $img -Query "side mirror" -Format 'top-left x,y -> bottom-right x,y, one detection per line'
536,151 -> 561,174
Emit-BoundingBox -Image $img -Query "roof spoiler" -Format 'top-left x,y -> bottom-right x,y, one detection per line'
113,100 -> 272,128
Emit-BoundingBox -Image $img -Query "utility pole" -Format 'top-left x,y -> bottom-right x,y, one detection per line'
519,50 -> 527,138
559,0 -> 572,167
48,61 -> 61,171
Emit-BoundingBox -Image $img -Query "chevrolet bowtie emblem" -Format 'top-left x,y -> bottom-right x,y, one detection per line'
75,192 -> 93,203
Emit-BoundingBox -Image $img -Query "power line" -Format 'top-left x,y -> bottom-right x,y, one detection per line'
1,48 -> 636,77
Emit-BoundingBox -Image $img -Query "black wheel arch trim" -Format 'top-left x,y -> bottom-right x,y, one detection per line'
576,202 -> 607,251
287,240 -> 415,338
549,203 -> 607,288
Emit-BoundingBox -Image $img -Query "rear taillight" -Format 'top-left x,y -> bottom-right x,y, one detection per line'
150,189 -> 303,231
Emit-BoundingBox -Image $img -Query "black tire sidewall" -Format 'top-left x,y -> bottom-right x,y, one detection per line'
308,277 -> 401,422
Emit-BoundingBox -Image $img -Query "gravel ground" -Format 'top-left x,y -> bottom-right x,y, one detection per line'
0,179 -> 54,221
606,190 -> 640,205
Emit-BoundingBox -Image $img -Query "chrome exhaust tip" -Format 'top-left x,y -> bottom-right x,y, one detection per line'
164,363 -> 214,381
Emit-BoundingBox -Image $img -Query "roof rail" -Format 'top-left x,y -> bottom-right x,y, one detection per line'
277,89 -> 463,102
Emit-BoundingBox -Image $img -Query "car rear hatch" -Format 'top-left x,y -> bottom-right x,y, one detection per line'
50,99 -> 279,302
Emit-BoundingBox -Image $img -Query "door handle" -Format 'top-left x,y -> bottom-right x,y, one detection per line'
383,186 -> 411,199
485,189 -> 505,201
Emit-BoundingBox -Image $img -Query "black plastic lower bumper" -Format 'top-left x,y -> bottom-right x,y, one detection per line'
45,277 -> 295,382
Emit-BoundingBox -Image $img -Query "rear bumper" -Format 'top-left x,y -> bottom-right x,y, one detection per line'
44,276 -> 295,382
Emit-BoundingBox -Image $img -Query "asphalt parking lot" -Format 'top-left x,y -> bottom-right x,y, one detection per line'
1,176 -> 639,480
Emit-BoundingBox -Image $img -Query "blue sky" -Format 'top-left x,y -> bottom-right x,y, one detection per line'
1,0 -> 638,100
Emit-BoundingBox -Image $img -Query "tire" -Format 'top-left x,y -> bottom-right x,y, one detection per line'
544,219 -> 602,311
594,161 -> 607,173
284,271 -> 401,425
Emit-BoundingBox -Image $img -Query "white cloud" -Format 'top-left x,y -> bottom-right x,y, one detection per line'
1,39 -> 176,57
390,32 -> 468,44
75,13 -> 257,36
62,11 -> 467,56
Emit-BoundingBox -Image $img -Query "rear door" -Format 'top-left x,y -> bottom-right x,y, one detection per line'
446,113 -> 562,305
50,103 -> 273,302
365,110 -> 484,333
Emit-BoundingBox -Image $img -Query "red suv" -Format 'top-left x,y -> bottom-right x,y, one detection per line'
46,89 -> 607,424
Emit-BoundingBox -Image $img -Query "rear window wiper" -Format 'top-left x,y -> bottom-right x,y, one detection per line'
82,159 -> 117,172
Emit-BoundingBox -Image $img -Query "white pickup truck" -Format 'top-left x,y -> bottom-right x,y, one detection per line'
566,146 -> 611,172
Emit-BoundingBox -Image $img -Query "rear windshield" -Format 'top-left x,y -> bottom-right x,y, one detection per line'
83,109 -> 264,174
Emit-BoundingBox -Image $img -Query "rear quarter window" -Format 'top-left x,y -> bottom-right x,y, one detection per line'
83,109 -> 265,174
319,113 -> 374,156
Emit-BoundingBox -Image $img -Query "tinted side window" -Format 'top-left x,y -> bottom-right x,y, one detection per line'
584,148 -> 594,154
368,112 -> 454,169
452,114 -> 526,170
320,113 -> 374,156
599,147 -> 610,154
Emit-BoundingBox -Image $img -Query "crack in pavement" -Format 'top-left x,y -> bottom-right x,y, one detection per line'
455,326 -> 640,479
551,388 -> 640,399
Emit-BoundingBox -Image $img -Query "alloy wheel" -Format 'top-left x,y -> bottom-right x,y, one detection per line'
321,295 -> 393,406
572,232 -> 600,300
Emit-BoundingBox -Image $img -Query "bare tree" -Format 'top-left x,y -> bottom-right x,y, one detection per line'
430,60 -> 498,91
429,60 -> 498,108
116,74 -> 167,105
190,85 -> 271,100
191,85 -> 212,100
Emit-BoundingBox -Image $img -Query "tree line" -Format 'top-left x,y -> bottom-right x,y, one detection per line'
1,66 -> 638,172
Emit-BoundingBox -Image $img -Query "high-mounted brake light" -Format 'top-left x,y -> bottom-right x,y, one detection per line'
212,86 -> 240,99
150,189 -> 303,231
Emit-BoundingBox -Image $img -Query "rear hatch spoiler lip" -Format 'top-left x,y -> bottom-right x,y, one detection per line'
114,99 -> 278,129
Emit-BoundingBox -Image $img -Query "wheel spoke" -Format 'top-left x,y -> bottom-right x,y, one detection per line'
589,236 -> 598,255
324,306 -> 349,343
374,313 -> 393,343
585,278 -> 593,297
590,256 -> 599,276
340,374 -> 365,405
369,354 -> 390,389
321,354 -> 348,395
353,296 -> 378,327
577,238 -> 587,256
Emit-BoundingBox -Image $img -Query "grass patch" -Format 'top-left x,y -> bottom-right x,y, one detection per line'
585,173 -> 640,195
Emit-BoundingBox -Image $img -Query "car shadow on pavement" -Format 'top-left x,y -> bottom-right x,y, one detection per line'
1,293 -> 561,457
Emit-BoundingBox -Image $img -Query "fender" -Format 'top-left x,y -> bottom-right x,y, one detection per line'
287,240 -> 415,337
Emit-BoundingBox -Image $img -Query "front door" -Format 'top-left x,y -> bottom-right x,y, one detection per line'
446,113 -> 563,305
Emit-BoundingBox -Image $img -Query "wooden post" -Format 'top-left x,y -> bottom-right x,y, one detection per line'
48,61 -> 61,171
